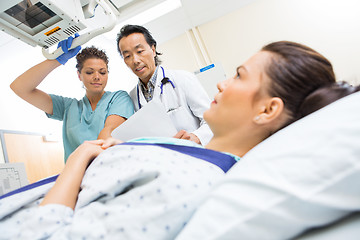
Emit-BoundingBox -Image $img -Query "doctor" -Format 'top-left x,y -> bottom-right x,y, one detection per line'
116,24 -> 213,145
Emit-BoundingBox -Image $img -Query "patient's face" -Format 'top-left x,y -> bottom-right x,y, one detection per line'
204,51 -> 271,135
78,58 -> 108,95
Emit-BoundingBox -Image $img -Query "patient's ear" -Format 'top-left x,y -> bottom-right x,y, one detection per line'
77,71 -> 81,81
253,97 -> 284,124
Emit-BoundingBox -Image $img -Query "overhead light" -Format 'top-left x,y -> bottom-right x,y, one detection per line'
121,0 -> 182,26
103,0 -> 182,40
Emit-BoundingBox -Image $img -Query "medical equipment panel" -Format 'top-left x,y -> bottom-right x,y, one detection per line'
0,0 -> 86,48
0,162 -> 29,195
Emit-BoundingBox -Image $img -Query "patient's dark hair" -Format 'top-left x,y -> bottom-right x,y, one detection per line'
262,41 -> 336,127
116,24 -> 162,66
76,46 -> 109,72
297,81 -> 360,118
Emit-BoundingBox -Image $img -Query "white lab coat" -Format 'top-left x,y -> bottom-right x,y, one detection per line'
129,66 -> 213,145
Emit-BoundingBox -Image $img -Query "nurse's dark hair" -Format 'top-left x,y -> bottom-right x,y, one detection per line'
116,24 -> 162,66
262,41 -> 336,128
76,46 -> 109,72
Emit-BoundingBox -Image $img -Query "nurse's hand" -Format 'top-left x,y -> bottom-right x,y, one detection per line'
174,130 -> 201,144
56,33 -> 81,65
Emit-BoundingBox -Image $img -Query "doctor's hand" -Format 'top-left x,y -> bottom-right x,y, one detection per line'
174,130 -> 201,144
56,33 -> 81,65
100,137 -> 124,150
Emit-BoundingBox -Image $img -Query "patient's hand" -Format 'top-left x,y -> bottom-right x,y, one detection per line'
71,140 -> 105,164
101,137 -> 124,149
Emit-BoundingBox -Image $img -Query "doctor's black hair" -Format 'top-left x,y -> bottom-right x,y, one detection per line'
116,24 -> 162,66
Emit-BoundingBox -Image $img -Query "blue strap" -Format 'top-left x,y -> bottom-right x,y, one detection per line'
0,143 -> 237,199
160,66 -> 175,94
121,142 -> 237,173
160,77 -> 176,94
0,175 -> 58,200
161,66 -> 166,78
136,85 -> 142,109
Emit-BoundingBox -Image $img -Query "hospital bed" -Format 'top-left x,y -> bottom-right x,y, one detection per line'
1,91 -> 360,239
296,212 -> 360,239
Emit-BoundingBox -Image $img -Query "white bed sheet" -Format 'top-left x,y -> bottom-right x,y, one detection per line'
0,144 -> 227,239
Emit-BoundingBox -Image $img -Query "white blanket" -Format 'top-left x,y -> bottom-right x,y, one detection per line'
0,143 -> 231,239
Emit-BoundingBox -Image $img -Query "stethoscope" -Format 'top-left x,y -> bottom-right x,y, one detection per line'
137,66 -> 177,109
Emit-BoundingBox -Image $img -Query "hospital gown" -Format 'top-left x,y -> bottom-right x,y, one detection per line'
0,139 -> 237,239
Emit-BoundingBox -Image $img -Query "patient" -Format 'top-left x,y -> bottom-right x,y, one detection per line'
1,41 -> 355,239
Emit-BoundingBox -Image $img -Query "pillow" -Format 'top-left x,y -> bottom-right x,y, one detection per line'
176,91 -> 360,240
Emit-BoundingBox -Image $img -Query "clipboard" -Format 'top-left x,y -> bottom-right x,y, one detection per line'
111,99 -> 178,141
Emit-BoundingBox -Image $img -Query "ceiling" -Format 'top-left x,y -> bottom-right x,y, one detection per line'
101,0 -> 258,44
0,0 -> 257,48
143,0 -> 256,44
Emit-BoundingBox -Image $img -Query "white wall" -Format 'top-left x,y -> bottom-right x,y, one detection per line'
157,33 -> 200,72
1,0 -> 360,137
160,0 -> 360,86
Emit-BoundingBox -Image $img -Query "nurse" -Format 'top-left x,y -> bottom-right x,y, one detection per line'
116,24 -> 213,145
10,37 -> 134,161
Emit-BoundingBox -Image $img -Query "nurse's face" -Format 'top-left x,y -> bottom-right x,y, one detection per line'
118,33 -> 157,84
78,58 -> 108,95
204,51 -> 272,136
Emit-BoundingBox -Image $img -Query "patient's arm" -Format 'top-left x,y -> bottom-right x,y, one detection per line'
40,140 -> 104,209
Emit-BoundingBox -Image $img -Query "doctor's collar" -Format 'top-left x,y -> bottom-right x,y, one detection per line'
139,66 -> 159,88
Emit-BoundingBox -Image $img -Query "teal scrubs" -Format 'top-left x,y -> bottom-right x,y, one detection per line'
47,91 -> 134,161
